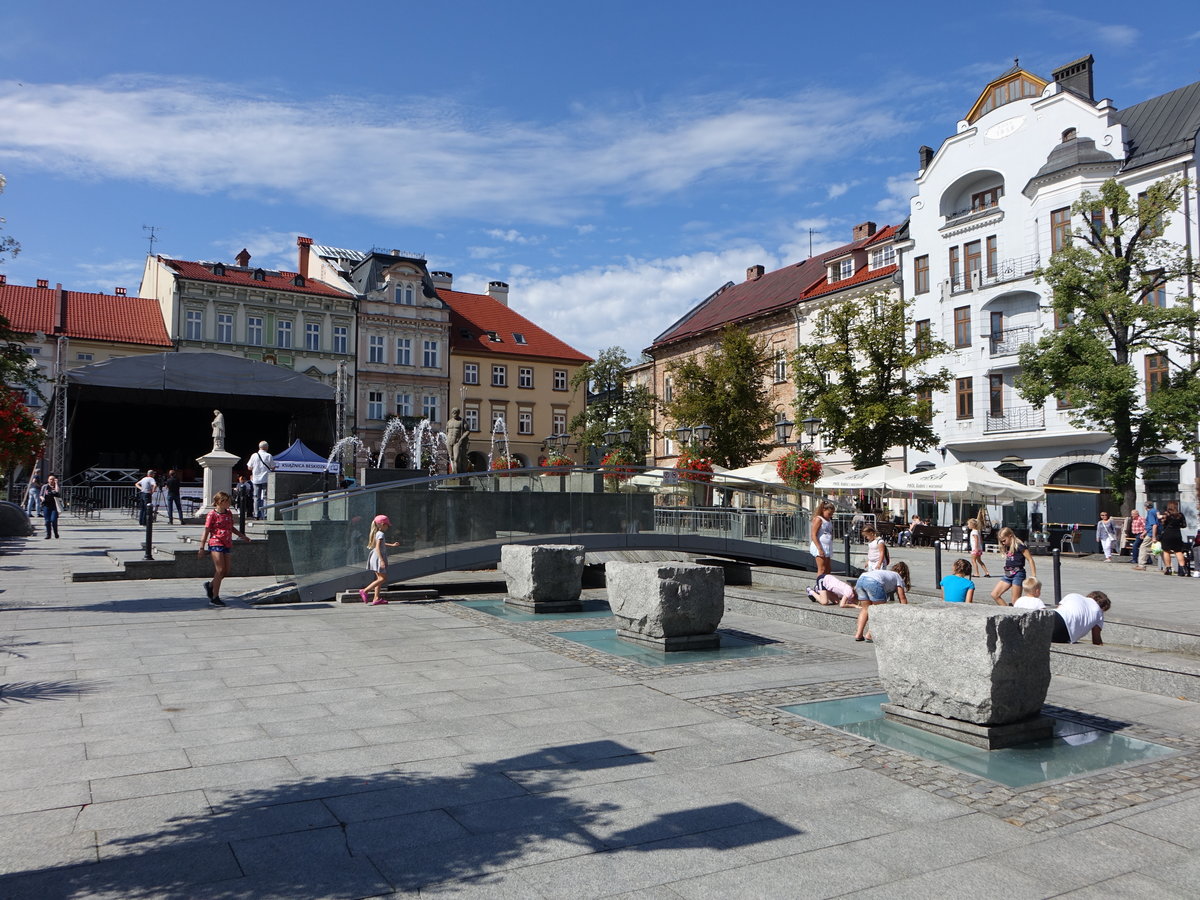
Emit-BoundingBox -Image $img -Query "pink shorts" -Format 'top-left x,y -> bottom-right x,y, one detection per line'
971,550 -> 983,558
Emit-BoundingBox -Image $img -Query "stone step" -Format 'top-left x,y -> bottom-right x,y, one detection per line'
336,588 -> 440,604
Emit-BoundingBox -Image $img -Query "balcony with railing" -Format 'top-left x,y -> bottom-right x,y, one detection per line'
985,405 -> 1045,434
945,254 -> 1042,296
987,325 -> 1036,357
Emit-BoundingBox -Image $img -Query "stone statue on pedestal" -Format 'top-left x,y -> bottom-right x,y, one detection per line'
445,407 -> 470,474
211,409 -> 225,451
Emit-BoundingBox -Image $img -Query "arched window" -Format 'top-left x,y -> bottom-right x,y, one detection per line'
1061,127 -> 1077,143
1048,462 -> 1111,488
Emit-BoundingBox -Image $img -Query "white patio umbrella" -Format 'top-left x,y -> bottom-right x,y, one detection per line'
813,464 -> 904,492
886,463 -> 1043,502
712,461 -> 786,486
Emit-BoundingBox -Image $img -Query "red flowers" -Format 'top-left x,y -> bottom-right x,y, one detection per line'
601,447 -> 639,485
0,390 -> 46,471
777,449 -> 822,489
674,448 -> 714,483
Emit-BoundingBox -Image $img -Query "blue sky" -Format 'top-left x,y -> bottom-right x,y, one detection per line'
1,1 -> 1196,359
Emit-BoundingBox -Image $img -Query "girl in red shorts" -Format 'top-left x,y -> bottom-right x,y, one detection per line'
198,491 -> 251,607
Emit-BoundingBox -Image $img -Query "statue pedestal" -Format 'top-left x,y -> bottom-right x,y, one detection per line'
196,449 -> 240,516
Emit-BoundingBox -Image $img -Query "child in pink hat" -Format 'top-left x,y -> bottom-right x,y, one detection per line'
361,514 -> 399,605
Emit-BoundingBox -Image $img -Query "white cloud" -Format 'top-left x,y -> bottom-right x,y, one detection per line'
73,258 -> 145,294
208,229 -> 300,272
485,228 -> 542,244
826,181 -> 857,200
874,173 -> 917,217
574,224 -> 595,235
467,245 -> 503,260
0,77 -> 910,228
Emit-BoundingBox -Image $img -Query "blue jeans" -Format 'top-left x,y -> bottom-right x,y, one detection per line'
138,492 -> 153,525
254,483 -> 267,519
167,495 -> 184,523
44,507 -> 59,538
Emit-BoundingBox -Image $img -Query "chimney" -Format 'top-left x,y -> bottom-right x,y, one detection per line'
0,274 -> 6,285
918,145 -> 935,171
37,279 -> 49,288
430,271 -> 453,290
114,287 -> 127,296
56,284 -> 67,335
234,248 -> 251,267
746,265 -> 765,282
852,222 -> 877,241
1052,55 -> 1095,102
297,236 -> 313,279
487,281 -> 509,306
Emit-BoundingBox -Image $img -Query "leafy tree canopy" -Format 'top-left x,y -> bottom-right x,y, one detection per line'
568,346 -> 655,456
791,290 -> 953,469
1015,176 -> 1200,508
0,174 -> 18,265
662,325 -> 776,468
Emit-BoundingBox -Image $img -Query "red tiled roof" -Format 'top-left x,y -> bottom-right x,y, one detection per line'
801,263 -> 898,302
651,225 -> 899,350
0,283 -> 173,347
440,289 -> 592,363
164,259 -> 353,299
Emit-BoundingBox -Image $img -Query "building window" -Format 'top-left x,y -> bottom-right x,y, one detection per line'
512,332 -> 527,344
518,367 -> 533,389
916,389 -> 933,424
333,326 -> 347,355
216,313 -> 233,343
463,362 -> 479,384
914,255 -> 929,294
553,369 -> 568,391
368,335 -> 385,364
552,411 -> 566,435
464,407 -> 479,432
395,283 -> 415,305
964,239 -> 982,287
305,322 -> 320,351
956,377 -> 974,419
990,310 -> 1005,340
518,409 -> 533,434
829,258 -> 853,283
870,245 -> 896,269
491,408 -> 506,429
396,338 -> 411,366
247,316 -> 263,346
277,320 -> 293,349
773,348 -> 787,383
367,391 -> 384,420
985,235 -> 998,277
423,395 -> 439,422
1054,309 -> 1074,330
914,319 -> 931,354
1142,284 -> 1167,308
989,374 -> 1004,417
954,306 -> 971,348
1146,353 -> 1169,396
396,393 -> 412,417
492,365 -> 507,387
76,352 -> 93,362
664,377 -> 673,403
971,186 -> 1002,210
1051,207 -> 1071,253
1137,191 -> 1165,237
422,340 -> 439,368
185,310 -> 203,341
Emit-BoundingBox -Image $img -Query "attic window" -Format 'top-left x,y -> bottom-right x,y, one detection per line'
253,269 -> 266,281
486,331 -> 502,343
512,333 -> 527,344
1061,127 -> 1077,143
293,275 -> 305,286
460,329 -> 474,339
213,264 -> 225,276
828,258 -> 854,283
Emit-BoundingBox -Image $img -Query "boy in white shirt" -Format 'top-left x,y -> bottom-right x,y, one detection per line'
1011,576 -> 1045,610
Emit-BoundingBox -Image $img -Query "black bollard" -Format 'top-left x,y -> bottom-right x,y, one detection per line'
934,540 -> 943,586
843,531 -> 851,575
143,498 -> 154,561
1052,548 -> 1062,606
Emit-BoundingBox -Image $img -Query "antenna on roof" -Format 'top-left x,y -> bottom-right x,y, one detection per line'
143,224 -> 160,256
808,228 -> 822,258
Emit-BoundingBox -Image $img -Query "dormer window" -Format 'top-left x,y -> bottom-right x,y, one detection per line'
212,264 -> 226,276
292,275 -> 305,286
253,269 -> 266,281
1061,127 -> 1077,143
512,332 -> 527,344
395,283 -> 414,305
828,258 -> 854,283
870,246 -> 896,269
459,328 -> 473,339
965,68 -> 1048,124
486,331 -> 502,343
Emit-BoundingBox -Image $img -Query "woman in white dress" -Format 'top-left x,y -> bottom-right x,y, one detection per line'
809,501 -> 835,578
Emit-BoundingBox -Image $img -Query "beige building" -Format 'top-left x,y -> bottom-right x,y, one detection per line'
440,278 -> 591,469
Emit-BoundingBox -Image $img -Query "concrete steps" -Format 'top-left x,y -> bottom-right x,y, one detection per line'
336,588 -> 441,604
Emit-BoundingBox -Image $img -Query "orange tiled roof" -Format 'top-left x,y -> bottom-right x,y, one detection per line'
0,282 -> 173,347
164,259 -> 353,299
440,289 -> 591,363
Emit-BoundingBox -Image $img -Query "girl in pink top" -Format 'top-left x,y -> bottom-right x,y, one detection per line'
198,491 -> 250,607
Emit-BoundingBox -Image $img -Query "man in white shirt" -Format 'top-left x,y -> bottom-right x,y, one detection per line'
1052,591 -> 1109,645
246,442 -> 273,519
135,470 -> 157,526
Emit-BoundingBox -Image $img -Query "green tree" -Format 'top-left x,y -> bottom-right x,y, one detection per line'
568,347 -> 655,456
1015,176 -> 1200,511
791,290 -> 953,469
0,174 -> 18,265
663,325 -> 775,468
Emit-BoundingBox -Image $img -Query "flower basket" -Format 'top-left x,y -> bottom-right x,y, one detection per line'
489,455 -> 522,477
601,448 -> 639,486
540,452 -> 573,475
776,449 -> 822,490
674,449 -> 714,483
0,391 -> 47,471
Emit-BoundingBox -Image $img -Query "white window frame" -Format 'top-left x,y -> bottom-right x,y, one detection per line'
216,313 -> 234,343
870,246 -> 896,269
492,365 -> 507,387
395,283 -> 415,305
422,340 -> 439,368
422,395 -> 439,421
332,326 -> 348,355
367,390 -> 384,420
396,338 -> 412,367
464,407 -> 480,432
305,322 -> 321,351
277,320 -> 293,349
553,369 -> 568,391
185,310 -> 203,341
368,335 -> 385,364
518,409 -> 533,434
395,393 -> 412,417
518,367 -> 533,389
463,362 -> 479,385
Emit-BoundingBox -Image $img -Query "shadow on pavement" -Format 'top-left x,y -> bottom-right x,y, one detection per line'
0,739 -> 801,897
0,679 -> 99,706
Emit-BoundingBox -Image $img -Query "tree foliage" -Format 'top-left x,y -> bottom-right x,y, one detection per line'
662,325 -> 776,468
568,346 -> 656,456
791,290 -> 953,469
1015,177 -> 1200,509
0,174 -> 18,265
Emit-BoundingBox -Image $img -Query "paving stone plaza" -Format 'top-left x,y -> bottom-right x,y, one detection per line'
3,514 -> 1200,898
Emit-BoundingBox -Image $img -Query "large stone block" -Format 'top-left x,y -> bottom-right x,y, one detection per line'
606,562 -> 724,651
501,544 -> 585,612
871,604 -> 1056,732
